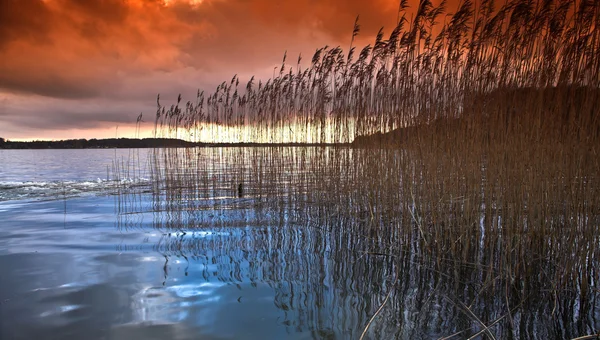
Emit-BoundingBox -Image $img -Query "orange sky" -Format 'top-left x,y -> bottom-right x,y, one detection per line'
0,0 -> 448,141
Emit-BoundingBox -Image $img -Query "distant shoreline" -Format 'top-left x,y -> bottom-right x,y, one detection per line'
0,138 -> 349,149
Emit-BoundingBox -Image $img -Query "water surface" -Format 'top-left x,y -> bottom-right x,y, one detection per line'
1,147 -> 598,339
0,148 -> 394,340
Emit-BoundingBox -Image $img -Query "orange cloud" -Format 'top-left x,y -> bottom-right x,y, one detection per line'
0,0 -> 447,140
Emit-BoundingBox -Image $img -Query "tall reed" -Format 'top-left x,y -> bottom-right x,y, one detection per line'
118,145 -> 599,338
130,0 -> 600,337
154,0 -> 599,147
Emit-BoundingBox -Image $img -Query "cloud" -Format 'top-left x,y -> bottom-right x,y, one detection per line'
0,0 -> 434,139
0,0 -> 53,48
0,93 -> 155,131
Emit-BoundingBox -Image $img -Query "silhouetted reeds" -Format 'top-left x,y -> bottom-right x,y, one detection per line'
125,0 -> 600,337
154,0 -> 598,147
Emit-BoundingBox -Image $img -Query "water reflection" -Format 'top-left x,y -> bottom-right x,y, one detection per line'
2,146 -> 595,339
117,225 -> 397,339
112,147 -> 600,339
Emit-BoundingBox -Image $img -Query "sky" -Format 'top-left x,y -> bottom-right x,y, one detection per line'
0,0 -> 430,141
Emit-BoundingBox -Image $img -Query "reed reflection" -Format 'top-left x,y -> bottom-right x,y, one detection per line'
116,146 -> 599,339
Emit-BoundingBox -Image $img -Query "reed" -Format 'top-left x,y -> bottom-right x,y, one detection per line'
127,0 -> 600,337
154,0 -> 598,147
117,145 -> 598,338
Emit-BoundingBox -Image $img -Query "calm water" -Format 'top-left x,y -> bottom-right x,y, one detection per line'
0,148 -> 598,339
0,149 -> 394,340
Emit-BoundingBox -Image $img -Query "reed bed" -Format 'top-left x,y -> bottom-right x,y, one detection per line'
122,0 -> 600,337
117,144 -> 598,338
154,0 -> 599,147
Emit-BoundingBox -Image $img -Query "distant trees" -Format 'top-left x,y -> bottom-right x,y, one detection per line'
0,138 -> 203,149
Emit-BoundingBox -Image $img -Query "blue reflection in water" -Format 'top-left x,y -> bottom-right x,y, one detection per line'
2,147 -> 596,339
0,193 -> 389,340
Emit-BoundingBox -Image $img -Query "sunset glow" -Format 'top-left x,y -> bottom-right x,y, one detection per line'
0,0 -> 415,141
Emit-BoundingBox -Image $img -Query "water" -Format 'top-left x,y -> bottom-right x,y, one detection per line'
0,149 -> 149,201
0,149 -> 390,340
0,148 -> 598,339
0,196 -> 368,339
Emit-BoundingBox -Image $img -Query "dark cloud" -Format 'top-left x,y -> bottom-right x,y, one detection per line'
0,0 -> 440,140
0,0 -> 139,49
0,97 -> 155,131
0,73 -> 106,100
0,0 -> 53,47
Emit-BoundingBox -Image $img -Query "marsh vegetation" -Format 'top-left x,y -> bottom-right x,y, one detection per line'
121,0 -> 600,338
154,0 -> 599,146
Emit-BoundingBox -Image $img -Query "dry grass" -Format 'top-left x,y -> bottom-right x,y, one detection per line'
117,144 -> 598,338
154,0 -> 599,147
124,0 -> 600,337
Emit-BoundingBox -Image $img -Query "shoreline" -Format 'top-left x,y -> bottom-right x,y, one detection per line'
0,137 -> 350,149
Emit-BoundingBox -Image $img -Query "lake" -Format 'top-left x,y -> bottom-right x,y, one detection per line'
0,147 -> 598,339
